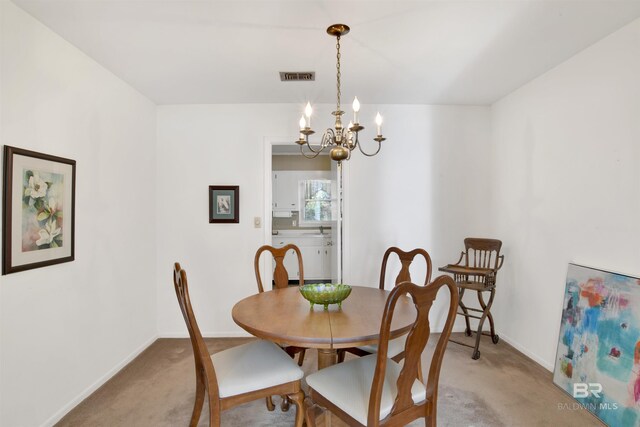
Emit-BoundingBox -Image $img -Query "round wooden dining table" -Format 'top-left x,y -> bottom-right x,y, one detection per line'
232,285 -> 417,370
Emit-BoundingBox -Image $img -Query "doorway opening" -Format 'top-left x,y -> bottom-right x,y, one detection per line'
263,140 -> 342,288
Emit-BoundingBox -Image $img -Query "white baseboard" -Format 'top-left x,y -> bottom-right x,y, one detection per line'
40,335 -> 158,427
497,331 -> 554,372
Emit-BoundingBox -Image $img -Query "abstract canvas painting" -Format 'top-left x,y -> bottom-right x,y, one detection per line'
554,263 -> 640,426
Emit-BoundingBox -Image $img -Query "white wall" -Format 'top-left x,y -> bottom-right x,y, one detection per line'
490,17 -> 640,370
0,3 -> 158,426
156,104 -> 297,335
156,103 -> 491,336
346,105 -> 492,330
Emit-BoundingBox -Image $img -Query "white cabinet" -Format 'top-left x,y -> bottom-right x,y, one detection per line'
272,235 -> 333,281
272,170 -> 333,212
300,246 -> 323,279
273,172 -> 299,211
271,171 -> 277,210
321,242 -> 332,279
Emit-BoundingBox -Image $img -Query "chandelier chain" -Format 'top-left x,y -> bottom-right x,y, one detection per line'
336,35 -> 341,113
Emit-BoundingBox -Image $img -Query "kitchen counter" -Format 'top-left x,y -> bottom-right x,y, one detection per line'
272,229 -> 331,238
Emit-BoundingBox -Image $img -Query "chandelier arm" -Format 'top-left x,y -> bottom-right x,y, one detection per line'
304,140 -> 323,154
300,144 -> 323,159
357,139 -> 382,157
301,128 -> 335,158
352,131 -> 360,150
322,128 -> 336,148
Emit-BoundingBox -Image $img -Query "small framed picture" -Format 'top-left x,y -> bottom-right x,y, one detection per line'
209,185 -> 239,223
3,146 -> 76,274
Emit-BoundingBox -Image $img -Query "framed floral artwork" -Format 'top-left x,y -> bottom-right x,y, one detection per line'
2,146 -> 76,274
209,185 -> 239,223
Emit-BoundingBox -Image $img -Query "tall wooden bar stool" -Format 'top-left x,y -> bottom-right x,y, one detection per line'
439,238 -> 504,360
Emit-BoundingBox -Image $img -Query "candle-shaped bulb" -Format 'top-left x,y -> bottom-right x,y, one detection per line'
352,97 -> 360,112
299,115 -> 306,130
304,102 -> 312,128
352,97 -> 360,124
375,112 -> 383,135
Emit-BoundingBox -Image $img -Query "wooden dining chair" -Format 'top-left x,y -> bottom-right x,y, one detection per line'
305,276 -> 458,427
254,244 -> 307,365
172,262 -> 305,427
378,247 -> 433,289
254,244 -> 304,292
338,247 -> 432,381
254,244 -> 307,410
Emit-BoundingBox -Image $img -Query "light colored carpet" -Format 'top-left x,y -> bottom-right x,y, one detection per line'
55,334 -> 602,426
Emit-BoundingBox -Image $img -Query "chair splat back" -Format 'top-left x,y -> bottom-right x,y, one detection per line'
458,238 -> 504,287
173,263 -> 219,401
368,276 -> 458,426
464,238 -> 502,270
254,244 -> 304,293
379,247 -> 433,289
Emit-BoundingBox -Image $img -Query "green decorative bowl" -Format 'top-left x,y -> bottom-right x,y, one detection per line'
299,283 -> 352,310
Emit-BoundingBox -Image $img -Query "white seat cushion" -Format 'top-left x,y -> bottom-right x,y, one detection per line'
211,340 -> 304,398
306,354 -> 426,425
358,334 -> 407,358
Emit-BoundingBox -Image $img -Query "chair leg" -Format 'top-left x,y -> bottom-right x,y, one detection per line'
471,288 -> 496,359
297,348 -> 306,367
425,400 -> 437,427
208,392 -> 220,427
281,395 -> 291,412
337,349 -> 346,363
458,288 -> 472,336
190,378 -> 205,427
265,396 -> 275,411
288,391 -> 305,427
478,290 -> 499,344
304,397 -> 318,427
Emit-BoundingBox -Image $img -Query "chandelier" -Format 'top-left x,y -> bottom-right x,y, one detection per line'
296,24 -> 386,162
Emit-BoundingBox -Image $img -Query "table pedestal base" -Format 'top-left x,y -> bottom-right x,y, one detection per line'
317,348 -> 338,370
314,349 -> 340,426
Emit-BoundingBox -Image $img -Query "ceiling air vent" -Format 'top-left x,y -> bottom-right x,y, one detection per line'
279,72 -> 315,82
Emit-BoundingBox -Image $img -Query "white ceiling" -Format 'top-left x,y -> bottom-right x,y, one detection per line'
12,0 -> 640,105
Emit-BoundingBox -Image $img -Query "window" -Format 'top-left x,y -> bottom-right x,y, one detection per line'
299,179 -> 336,224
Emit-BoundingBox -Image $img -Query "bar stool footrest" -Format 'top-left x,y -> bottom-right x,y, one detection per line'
457,312 -> 483,319
448,339 -> 475,349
